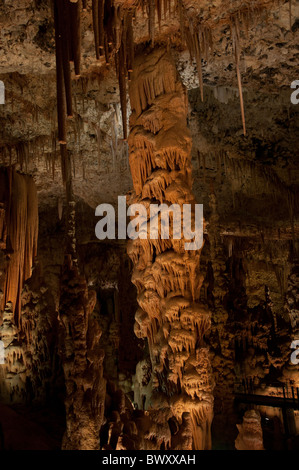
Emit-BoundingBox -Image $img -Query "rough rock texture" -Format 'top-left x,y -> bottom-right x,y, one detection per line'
127,47 -> 214,450
0,168 -> 38,322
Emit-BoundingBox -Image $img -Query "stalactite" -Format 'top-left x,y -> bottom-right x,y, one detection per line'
23,176 -> 38,282
113,6 -> 121,51
0,168 -> 38,326
148,0 -> 156,45
99,0 -> 105,56
105,0 -> 114,47
127,11 -> 134,76
177,8 -> 213,104
92,1 -> 133,92
92,0 -> 100,59
116,43 -> 128,140
203,152 -> 206,183
60,143 -> 67,184
53,0 -> 82,267
96,125 -> 101,168
59,256 -> 106,450
163,0 -> 167,19
156,0 -> 162,30
231,15 -> 246,136
194,32 -> 204,102
60,0 -> 73,117
54,0 -> 67,144
15,142 -> 29,172
122,11 -> 128,71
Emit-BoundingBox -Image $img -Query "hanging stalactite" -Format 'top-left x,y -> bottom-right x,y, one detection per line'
128,47 -> 214,450
92,0 -> 100,59
148,0 -> 156,45
60,0 -> 73,118
90,2 -> 135,139
70,0 -> 82,77
54,0 -> 67,145
0,167 -> 38,326
231,14 -> 246,136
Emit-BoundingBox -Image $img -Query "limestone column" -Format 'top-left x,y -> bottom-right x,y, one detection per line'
127,48 -> 214,450
59,256 -> 106,450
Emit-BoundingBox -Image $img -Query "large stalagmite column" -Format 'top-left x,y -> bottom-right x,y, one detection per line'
127,48 -> 214,450
0,167 -> 38,325
0,167 -> 38,403
59,256 -> 106,450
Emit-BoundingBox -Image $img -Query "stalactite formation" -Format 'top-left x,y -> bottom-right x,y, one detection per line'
235,410 -> 265,450
53,0 -> 81,266
52,0 -> 281,169
54,0 -> 72,146
53,1 -> 136,154
127,48 -> 214,450
91,1 -> 136,140
0,168 -> 38,325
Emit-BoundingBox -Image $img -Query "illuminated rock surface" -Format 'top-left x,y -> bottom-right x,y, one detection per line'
0,0 -> 298,451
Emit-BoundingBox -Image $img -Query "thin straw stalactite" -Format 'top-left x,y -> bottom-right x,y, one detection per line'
194,32 -> 204,102
177,3 -> 212,105
54,0 -> 67,145
0,168 -> 38,326
53,0 -> 80,263
92,0 -> 100,59
156,0 -> 162,30
231,15 -> 247,136
99,0 -> 105,56
127,11 -> 134,76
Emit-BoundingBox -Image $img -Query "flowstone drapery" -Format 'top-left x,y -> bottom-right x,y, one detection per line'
0,168 -> 38,324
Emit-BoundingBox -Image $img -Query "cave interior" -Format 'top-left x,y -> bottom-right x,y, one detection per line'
0,0 -> 298,451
